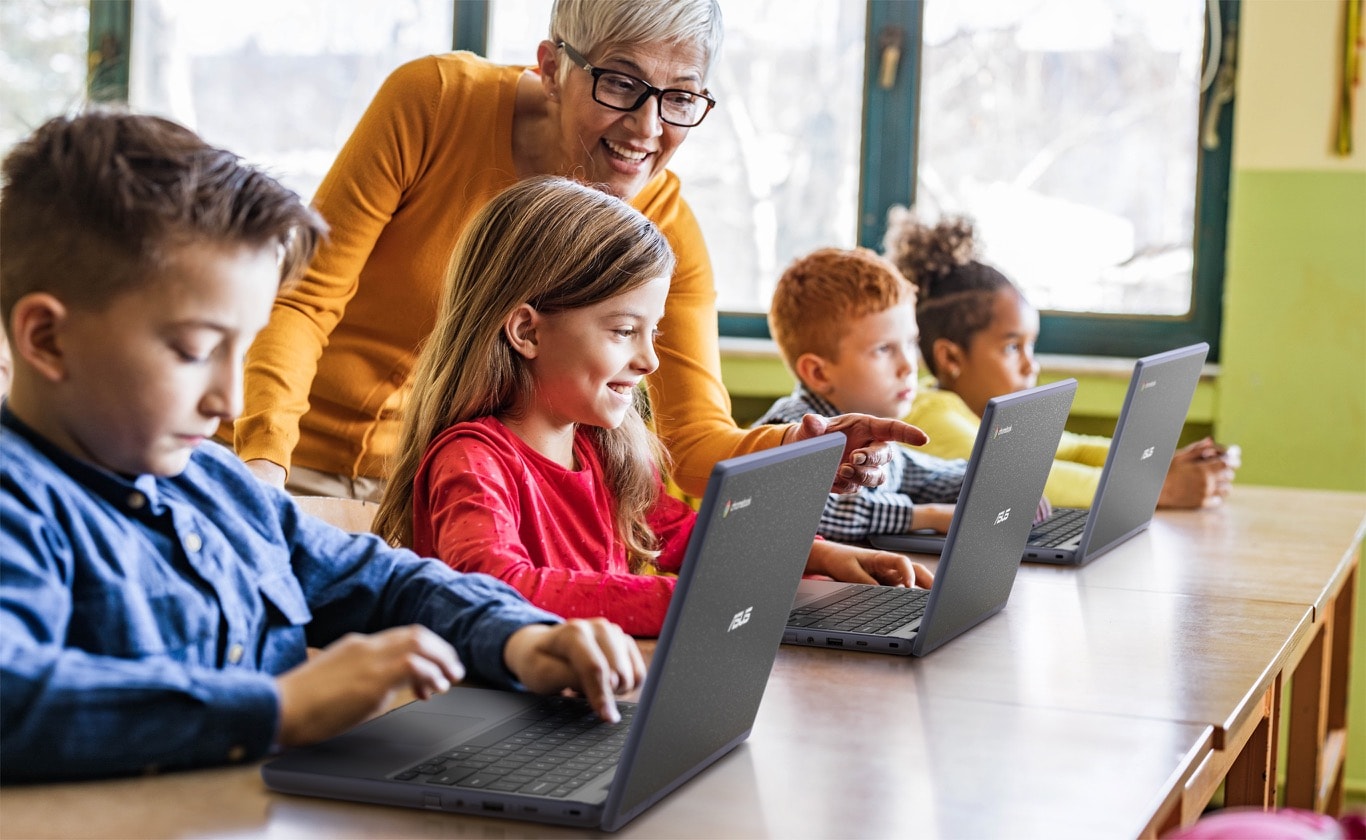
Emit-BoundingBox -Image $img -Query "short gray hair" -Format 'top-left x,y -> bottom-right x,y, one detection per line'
549,0 -> 723,80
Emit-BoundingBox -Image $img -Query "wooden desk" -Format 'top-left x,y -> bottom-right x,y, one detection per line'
814,573 -> 1312,825
1,486 -> 1358,839
1017,485 -> 1366,814
0,666 -> 1213,840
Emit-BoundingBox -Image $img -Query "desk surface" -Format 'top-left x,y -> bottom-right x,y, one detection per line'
1019,484 -> 1366,616
3,485 -> 1362,839
807,577 -> 1311,749
2,664 -> 1213,840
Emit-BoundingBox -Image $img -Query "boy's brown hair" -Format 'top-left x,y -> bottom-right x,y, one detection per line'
768,246 -> 916,376
0,109 -> 326,323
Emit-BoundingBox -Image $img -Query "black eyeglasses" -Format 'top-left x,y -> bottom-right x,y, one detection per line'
558,41 -> 716,128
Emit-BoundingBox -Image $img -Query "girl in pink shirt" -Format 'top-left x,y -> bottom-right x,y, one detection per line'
374,177 -> 931,636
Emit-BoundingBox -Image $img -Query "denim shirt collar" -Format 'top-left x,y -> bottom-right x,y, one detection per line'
1,403 -> 164,514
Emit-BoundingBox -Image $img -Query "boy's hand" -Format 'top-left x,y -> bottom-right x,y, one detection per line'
1157,437 -> 1237,509
503,620 -> 646,724
276,625 -> 465,747
806,540 -> 935,589
909,502 -> 956,534
786,414 -> 930,494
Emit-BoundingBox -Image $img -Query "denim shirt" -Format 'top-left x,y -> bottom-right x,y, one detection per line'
0,406 -> 559,782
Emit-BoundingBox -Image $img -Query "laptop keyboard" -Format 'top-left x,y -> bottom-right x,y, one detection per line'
1028,507 -> 1088,547
391,695 -> 636,798
787,585 -> 930,636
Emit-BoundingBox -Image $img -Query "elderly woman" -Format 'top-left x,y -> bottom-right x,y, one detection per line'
230,0 -> 925,503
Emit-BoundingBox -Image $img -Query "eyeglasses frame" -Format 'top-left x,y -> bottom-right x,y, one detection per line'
557,41 -> 716,128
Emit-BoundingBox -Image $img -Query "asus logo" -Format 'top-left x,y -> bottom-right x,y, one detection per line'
992,424 -> 1013,439
728,607 -> 753,632
722,497 -> 752,518
1140,379 -> 1158,391
1141,446 -> 1155,460
994,508 -> 1011,525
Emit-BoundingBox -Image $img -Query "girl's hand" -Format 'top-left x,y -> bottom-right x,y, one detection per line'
1158,438 -> 1237,509
806,540 -> 934,589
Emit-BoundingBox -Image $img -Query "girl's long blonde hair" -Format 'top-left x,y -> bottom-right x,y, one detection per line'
373,176 -> 677,570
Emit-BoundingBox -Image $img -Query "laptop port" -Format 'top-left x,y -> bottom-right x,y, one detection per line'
826,638 -> 843,646
481,802 -> 504,812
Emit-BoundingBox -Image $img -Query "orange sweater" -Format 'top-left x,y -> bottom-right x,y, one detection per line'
231,52 -> 787,496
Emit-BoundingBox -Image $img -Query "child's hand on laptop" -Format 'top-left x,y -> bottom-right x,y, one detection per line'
805,540 -> 934,589
503,619 -> 646,724
275,624 -> 467,747
909,503 -> 956,534
1158,437 -> 1238,509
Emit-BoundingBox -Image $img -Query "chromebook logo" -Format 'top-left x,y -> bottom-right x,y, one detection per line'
723,497 -> 752,518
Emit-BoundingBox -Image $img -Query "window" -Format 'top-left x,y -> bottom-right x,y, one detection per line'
66,0 -> 1233,359
1,0 -> 89,153
906,0 -> 1236,359
126,0 -> 454,201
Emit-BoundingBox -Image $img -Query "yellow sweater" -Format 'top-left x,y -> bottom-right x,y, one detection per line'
230,53 -> 786,496
907,387 -> 1111,508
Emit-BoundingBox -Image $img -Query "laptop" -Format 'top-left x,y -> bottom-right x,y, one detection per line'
262,432 -> 845,832
870,343 -> 1209,566
785,379 -> 1076,656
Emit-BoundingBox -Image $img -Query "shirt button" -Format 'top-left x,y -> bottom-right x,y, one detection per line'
227,745 -> 246,762
185,533 -> 203,553
227,644 -> 244,664
127,492 -> 146,510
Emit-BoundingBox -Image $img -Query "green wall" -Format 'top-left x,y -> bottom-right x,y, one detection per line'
1218,171 -> 1366,491
1220,165 -> 1365,798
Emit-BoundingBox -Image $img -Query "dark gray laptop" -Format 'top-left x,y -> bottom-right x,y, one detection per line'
262,432 -> 845,832
870,343 -> 1208,566
785,380 -> 1076,656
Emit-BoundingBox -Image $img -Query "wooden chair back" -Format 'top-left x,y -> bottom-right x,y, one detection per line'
292,495 -> 379,534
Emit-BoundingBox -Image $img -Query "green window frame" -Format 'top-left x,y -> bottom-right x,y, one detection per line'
89,0 -> 1236,360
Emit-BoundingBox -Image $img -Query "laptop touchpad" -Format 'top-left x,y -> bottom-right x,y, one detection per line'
354,711 -> 483,746
294,711 -> 483,776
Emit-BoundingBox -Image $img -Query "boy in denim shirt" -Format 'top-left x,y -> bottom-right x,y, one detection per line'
0,111 -> 643,782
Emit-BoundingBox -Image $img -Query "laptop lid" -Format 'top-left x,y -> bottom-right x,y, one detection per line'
262,432 -> 844,831
1051,342 -> 1209,565
787,380 -> 1076,656
872,343 -> 1208,564
601,431 -> 844,829
912,379 -> 1076,654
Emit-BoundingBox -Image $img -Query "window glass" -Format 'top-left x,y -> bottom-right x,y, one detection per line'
1,0 -> 89,153
918,0 -> 1204,316
488,0 -> 866,312
128,0 -> 453,201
